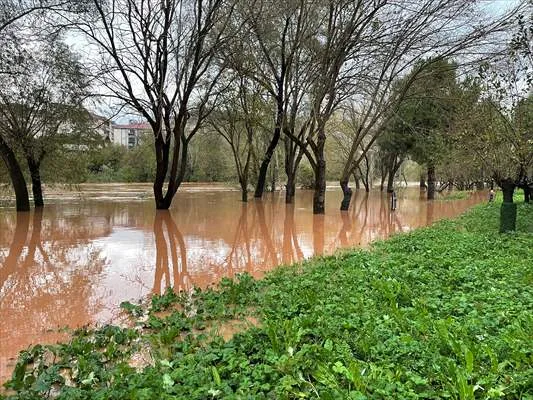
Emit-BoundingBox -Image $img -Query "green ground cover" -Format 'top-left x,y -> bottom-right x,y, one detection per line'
2,200 -> 532,399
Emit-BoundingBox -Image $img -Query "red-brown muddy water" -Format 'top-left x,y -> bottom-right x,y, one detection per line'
0,184 -> 486,382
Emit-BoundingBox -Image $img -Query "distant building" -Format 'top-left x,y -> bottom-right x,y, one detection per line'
90,113 -> 114,142
112,121 -> 152,148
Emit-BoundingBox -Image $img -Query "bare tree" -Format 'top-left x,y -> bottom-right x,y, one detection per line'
208,75 -> 269,201
66,0 -> 236,209
232,0 -> 317,199
0,0 -> 88,33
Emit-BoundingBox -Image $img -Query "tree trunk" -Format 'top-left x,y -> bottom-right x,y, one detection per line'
499,178 -> 516,233
354,175 -> 360,190
500,178 -> 515,203
420,174 -> 427,189
285,173 -> 296,204
386,172 -> 394,193
255,91 -> 283,198
386,157 -> 399,193
313,160 -> 326,214
0,137 -> 30,212
359,162 -> 370,193
380,170 -> 387,192
340,179 -> 352,211
27,158 -> 44,207
524,183 -> 531,203
270,153 -> 277,192
427,165 -> 436,200
241,182 -> 248,202
312,129 -> 326,214
153,136 -> 171,210
363,155 -> 371,193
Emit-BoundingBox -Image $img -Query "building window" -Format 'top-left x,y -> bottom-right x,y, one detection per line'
128,129 -> 136,148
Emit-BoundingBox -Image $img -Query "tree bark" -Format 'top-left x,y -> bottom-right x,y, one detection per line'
255,89 -> 283,198
240,180 -> 248,202
363,156 -> 370,193
340,179 -> 352,211
380,168 -> 387,192
0,136 -> 30,212
27,158 -> 44,207
387,158 -> 403,193
285,174 -> 295,204
153,135 -> 171,210
312,130 -> 326,214
524,183 -> 531,203
498,178 -> 516,233
270,153 -> 277,192
500,178 -> 515,203
420,174 -> 427,189
427,165 -> 436,200
386,172 -> 394,193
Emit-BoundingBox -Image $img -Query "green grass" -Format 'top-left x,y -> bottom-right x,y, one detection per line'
2,201 -> 532,399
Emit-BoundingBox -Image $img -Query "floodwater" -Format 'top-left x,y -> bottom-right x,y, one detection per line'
0,184 -> 486,383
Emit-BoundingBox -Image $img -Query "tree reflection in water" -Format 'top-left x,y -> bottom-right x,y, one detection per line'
153,210 -> 189,294
0,209 -> 109,383
282,204 -> 303,265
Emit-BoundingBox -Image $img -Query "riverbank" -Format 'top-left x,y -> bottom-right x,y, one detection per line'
2,199 -> 532,399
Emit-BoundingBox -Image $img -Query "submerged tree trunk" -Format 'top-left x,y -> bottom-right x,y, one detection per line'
240,179 -> 248,202
285,174 -> 296,204
427,165 -> 436,200
0,137 -> 30,212
153,135 -> 171,210
386,157 -> 396,193
152,118 -> 191,210
27,158 -> 44,207
420,174 -> 427,189
380,174 -> 386,192
386,172 -> 395,193
340,179 -> 353,211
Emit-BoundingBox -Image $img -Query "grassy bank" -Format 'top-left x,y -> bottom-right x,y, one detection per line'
2,201 -> 532,399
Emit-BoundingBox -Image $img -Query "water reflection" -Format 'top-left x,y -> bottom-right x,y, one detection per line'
282,204 -> 303,265
0,210 -> 109,383
153,210 -> 189,294
0,188 -> 486,383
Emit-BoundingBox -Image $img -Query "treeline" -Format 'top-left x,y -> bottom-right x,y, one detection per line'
0,0 -> 531,221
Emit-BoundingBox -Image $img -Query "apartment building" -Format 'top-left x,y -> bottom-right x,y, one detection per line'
112,122 -> 152,148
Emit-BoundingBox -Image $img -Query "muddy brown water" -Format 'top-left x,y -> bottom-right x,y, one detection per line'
0,184 -> 486,383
